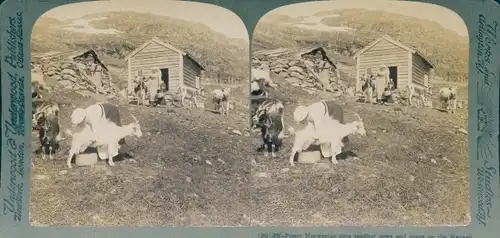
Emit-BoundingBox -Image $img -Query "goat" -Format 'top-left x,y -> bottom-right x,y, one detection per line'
252,99 -> 285,157
405,84 -> 432,107
412,87 -> 428,107
212,87 -> 232,115
252,68 -> 277,88
252,98 -> 285,137
133,76 -> 148,105
402,84 -> 422,107
32,101 -> 60,132
438,86 -> 458,113
38,116 -> 61,160
179,87 -> 204,108
251,98 -> 267,128
361,74 -> 375,103
65,115 -> 142,168
259,112 -> 283,158
32,101 -> 62,161
288,113 -> 366,166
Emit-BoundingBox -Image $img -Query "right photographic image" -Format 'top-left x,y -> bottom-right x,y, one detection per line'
249,0 -> 469,227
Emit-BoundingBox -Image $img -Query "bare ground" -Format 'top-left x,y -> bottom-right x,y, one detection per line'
248,75 -> 470,227
30,86 -> 256,227
30,77 -> 470,227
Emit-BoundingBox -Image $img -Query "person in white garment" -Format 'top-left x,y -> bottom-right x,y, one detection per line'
70,102 -> 133,158
293,100 -> 347,143
148,68 -> 162,104
374,65 -> 390,104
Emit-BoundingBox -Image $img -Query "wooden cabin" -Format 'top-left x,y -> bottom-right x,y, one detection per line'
125,37 -> 205,96
353,35 -> 435,92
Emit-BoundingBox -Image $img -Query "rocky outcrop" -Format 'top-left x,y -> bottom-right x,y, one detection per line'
252,47 -> 349,93
32,59 -> 117,96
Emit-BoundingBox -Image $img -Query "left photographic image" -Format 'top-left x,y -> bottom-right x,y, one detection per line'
29,0 -> 252,227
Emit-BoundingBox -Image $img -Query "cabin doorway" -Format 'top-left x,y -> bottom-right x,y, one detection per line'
388,66 -> 398,89
160,68 -> 169,91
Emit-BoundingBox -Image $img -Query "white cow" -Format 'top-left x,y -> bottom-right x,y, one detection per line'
288,112 -> 366,166
438,86 -> 458,113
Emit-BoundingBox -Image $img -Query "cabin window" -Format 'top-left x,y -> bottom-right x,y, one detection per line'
195,76 -> 200,89
424,74 -> 429,87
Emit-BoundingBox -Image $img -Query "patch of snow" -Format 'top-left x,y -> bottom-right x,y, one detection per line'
301,15 -> 337,24
59,17 -> 122,35
284,14 -> 355,32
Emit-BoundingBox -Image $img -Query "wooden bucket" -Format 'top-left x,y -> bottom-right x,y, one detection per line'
297,151 -> 321,164
75,153 -> 98,166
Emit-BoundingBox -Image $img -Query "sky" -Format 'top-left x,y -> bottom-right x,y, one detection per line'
42,0 -> 468,39
41,0 -> 249,40
270,0 -> 469,36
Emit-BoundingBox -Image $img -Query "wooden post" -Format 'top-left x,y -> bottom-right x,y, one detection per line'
179,54 -> 184,92
355,56 -> 361,92
407,51 -> 413,89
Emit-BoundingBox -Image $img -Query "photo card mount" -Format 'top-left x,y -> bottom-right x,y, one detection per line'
0,0 -> 499,237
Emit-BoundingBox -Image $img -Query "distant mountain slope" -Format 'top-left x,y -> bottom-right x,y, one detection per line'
31,11 -> 249,83
252,8 -> 469,82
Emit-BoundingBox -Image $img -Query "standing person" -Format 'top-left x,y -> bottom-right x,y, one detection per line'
134,74 -> 148,105
374,65 -> 390,104
148,67 -> 161,104
317,57 -> 333,92
70,102 -> 133,158
362,73 -> 374,103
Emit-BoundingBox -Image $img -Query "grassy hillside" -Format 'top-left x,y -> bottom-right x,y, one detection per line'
31,11 -> 249,83
252,8 -> 469,83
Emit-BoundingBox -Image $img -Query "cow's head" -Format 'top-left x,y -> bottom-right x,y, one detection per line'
252,107 -> 267,129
